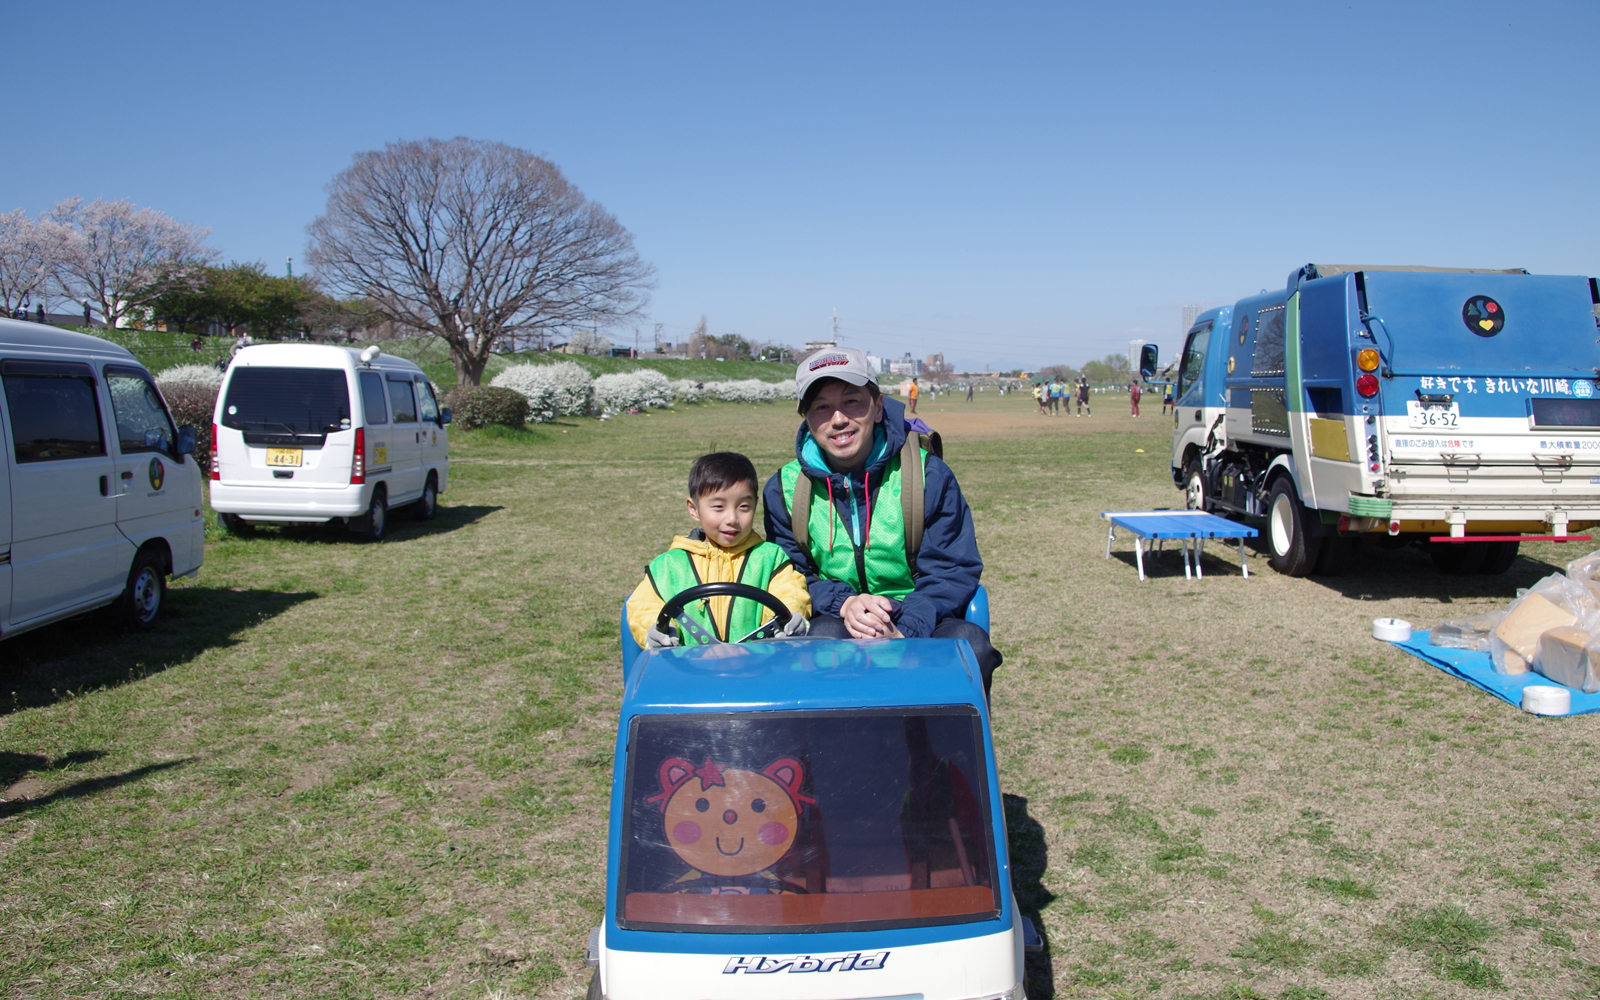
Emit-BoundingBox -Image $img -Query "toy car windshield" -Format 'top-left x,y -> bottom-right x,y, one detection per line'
620,706 -> 999,934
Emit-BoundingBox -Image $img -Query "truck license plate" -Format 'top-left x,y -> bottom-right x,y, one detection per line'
1406,401 -> 1460,429
266,447 -> 303,467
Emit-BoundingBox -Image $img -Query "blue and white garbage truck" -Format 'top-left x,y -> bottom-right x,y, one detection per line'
1145,264 -> 1600,576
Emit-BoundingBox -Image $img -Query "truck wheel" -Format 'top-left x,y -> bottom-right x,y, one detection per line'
1479,540 -> 1519,574
1266,478 -> 1321,576
1183,460 -> 1207,511
349,486 -> 387,542
218,512 -> 253,536
586,970 -> 601,1000
1430,540 -> 1487,574
118,548 -> 166,630
413,474 -> 438,521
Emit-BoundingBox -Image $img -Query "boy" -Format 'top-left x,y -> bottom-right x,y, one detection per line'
628,452 -> 811,648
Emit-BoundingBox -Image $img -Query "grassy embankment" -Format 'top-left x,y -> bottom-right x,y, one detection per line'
1,394 -> 1597,999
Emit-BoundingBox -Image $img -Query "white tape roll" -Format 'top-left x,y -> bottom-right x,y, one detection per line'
1522,685 -> 1572,716
1373,617 -> 1412,642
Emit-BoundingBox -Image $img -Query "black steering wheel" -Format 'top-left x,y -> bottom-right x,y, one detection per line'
657,582 -> 793,644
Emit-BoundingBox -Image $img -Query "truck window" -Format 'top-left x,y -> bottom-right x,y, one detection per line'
1177,326 -> 1210,406
105,366 -> 177,455
358,371 -> 388,425
620,707 -> 999,934
386,377 -> 417,424
416,381 -> 440,422
222,367 -> 352,444
2,360 -> 106,462
1251,305 -> 1286,377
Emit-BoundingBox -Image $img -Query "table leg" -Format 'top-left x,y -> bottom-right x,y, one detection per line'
1135,537 -> 1146,582
1105,523 -> 1114,559
1197,537 -> 1205,580
1182,539 -> 1191,580
1238,537 -> 1249,578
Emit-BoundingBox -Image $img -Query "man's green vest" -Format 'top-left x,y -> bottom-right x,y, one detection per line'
645,542 -> 792,645
779,445 -> 926,600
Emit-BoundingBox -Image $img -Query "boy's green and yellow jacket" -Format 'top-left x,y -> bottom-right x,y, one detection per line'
627,530 -> 812,647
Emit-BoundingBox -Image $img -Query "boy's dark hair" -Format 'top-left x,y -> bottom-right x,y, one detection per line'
689,452 -> 759,499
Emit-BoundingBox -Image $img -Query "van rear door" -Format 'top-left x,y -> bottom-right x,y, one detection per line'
218,366 -> 354,487
1,359 -> 124,623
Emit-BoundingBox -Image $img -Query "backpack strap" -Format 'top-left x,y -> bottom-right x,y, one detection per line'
901,435 -> 925,573
791,470 -> 813,553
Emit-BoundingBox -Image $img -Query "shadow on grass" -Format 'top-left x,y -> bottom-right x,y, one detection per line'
1005,793 -> 1056,1000
0,757 -> 192,819
1268,537 -> 1568,603
0,750 -> 107,788
1106,543 -> 1249,581
0,586 -> 317,714
221,503 -> 503,546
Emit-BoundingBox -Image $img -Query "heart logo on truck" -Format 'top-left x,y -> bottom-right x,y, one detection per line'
1462,296 -> 1504,337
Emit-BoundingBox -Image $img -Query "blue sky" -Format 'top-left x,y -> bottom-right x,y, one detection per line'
7,1 -> 1596,371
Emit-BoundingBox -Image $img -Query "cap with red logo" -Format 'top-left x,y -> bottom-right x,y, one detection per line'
795,346 -> 879,410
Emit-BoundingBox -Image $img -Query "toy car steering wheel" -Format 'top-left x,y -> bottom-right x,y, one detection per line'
656,582 -> 793,644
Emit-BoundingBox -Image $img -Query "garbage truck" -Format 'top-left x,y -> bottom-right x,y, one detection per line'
1148,264 -> 1600,576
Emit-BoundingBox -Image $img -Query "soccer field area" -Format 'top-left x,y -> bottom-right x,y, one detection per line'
1,392 -> 1596,1000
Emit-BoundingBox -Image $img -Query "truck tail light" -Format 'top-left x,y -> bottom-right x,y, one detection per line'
1356,348 -> 1380,372
1356,373 -> 1380,397
351,427 -> 366,484
210,423 -> 219,480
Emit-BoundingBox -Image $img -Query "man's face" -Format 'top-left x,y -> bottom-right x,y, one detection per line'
687,483 -> 757,549
803,381 -> 882,472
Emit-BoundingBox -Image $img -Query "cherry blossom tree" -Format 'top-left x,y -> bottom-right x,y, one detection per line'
48,198 -> 216,329
0,209 -> 62,314
306,137 -> 653,385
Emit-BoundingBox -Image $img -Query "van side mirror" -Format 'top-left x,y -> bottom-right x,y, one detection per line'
1138,344 -> 1159,380
439,407 -> 452,426
176,425 -> 197,456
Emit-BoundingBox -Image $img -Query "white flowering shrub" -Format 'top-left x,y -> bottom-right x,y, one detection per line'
593,370 -> 672,411
545,361 -> 597,416
706,379 -> 794,404
669,379 -> 704,404
154,363 -> 224,389
489,365 -> 561,422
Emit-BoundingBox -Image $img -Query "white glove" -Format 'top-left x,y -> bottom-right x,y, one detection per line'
646,623 -> 679,648
780,613 -> 810,638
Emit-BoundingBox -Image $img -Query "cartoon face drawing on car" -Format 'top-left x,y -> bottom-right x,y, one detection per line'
646,756 -> 814,893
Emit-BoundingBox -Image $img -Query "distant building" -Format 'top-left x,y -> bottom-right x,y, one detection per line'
1182,304 -> 1201,334
889,352 -> 923,377
865,354 -> 888,374
804,339 -> 837,354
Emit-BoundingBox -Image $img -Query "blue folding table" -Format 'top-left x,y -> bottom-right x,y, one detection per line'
1101,510 -> 1259,582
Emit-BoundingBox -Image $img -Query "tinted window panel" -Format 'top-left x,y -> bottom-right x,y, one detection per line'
359,371 -> 387,425
387,378 -> 417,423
417,380 -> 439,422
4,373 -> 106,461
222,368 -> 351,442
621,708 -> 999,934
1177,326 -> 1210,406
106,367 -> 176,454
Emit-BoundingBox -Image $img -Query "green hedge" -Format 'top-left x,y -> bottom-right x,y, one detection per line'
442,386 -> 529,430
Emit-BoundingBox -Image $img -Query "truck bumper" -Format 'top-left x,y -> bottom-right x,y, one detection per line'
210,482 -> 372,522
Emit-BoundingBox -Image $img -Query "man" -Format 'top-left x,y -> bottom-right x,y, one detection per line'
906,376 -> 920,413
1129,380 -> 1142,417
1077,377 -> 1091,416
763,348 -> 1003,694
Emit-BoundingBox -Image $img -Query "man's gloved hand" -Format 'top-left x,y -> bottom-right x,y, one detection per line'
779,613 -> 810,638
646,623 -> 679,648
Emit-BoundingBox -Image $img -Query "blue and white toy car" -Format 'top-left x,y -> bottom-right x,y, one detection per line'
587,582 -> 1036,1000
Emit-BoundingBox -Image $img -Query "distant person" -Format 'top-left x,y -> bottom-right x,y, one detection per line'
966,382 -> 974,402
1077,378 -> 1091,416
1034,382 -> 1047,415
190,336 -> 204,352
82,300 -> 92,326
35,304 -> 44,323
1129,380 -> 1142,417
1162,387 -> 1174,415
627,451 -> 812,648
907,376 -> 920,413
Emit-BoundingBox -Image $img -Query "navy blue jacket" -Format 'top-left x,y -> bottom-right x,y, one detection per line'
762,396 -> 983,638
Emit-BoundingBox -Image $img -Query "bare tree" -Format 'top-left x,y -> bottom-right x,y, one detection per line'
48,198 -> 216,329
0,210 -> 58,314
306,137 -> 654,385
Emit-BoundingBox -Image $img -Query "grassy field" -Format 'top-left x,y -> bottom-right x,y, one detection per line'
1,394 -> 1597,999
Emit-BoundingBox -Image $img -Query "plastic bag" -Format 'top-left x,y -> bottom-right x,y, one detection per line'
1565,548 -> 1600,605
1490,574 -> 1588,674
1430,610 -> 1506,652
1533,624 -> 1600,693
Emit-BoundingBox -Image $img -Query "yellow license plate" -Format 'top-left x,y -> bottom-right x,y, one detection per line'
266,448 -> 303,467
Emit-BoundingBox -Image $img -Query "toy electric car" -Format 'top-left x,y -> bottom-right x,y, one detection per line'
588,583 -> 1035,1000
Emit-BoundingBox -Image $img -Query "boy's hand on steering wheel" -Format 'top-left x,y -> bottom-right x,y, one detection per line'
841,594 -> 904,639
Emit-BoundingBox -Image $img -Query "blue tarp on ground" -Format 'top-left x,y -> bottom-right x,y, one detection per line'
1390,630 -> 1600,715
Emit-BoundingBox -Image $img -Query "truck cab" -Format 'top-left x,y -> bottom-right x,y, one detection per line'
1167,265 -> 1600,575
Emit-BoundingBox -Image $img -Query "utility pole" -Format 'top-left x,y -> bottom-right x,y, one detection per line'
831,308 -> 840,343
653,322 -> 663,354
634,327 -> 640,358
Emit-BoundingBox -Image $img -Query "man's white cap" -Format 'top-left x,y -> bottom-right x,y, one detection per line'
795,346 -> 878,411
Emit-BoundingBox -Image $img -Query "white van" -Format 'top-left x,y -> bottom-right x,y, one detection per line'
0,318 -> 204,637
209,344 -> 449,541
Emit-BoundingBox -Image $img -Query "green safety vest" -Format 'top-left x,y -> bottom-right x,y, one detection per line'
779,439 -> 927,601
645,542 -> 793,645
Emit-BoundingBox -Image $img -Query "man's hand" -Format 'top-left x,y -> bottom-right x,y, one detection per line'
779,613 -> 809,638
840,594 -> 904,639
645,623 -> 679,648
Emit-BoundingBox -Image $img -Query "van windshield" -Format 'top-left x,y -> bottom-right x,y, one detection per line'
619,707 -> 999,934
222,368 -> 351,444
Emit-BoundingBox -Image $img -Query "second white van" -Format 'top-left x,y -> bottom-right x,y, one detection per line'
209,344 -> 450,541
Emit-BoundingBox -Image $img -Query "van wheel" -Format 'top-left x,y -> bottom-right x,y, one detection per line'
414,475 -> 438,521
1479,539 -> 1520,575
1431,539 -> 1488,574
218,512 -> 253,536
350,487 -> 387,542
119,549 -> 166,629
1266,478 -> 1321,577
1183,460 -> 1206,511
